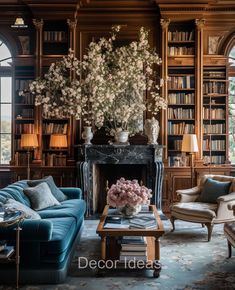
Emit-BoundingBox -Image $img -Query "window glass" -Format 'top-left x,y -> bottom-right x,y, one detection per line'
0,39 -> 12,164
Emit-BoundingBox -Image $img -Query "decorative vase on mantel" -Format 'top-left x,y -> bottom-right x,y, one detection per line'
114,130 -> 129,145
82,126 -> 93,144
144,117 -> 160,145
118,204 -> 142,218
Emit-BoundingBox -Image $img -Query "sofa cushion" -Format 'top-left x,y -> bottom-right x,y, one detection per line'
41,217 -> 77,257
38,199 -> 86,224
24,182 -> 60,210
28,176 -> 67,202
198,178 -> 232,203
0,181 -> 30,207
4,199 -> 41,220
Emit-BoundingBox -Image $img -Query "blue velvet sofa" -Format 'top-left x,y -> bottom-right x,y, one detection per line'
0,180 -> 86,284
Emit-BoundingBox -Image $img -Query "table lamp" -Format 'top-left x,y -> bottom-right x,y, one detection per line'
20,134 -> 38,180
49,134 -> 68,149
181,134 -> 199,187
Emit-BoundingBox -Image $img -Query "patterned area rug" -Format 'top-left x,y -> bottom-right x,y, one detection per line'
1,219 -> 234,290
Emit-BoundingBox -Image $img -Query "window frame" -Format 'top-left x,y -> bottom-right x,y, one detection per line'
0,57 -> 13,166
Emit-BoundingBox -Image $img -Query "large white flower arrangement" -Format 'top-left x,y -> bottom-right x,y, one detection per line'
25,50 -> 84,120
82,26 -> 167,135
26,27 -> 167,135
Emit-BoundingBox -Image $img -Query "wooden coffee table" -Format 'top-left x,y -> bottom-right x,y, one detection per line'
96,205 -> 165,277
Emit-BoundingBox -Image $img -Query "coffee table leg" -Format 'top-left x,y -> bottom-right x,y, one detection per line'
153,237 -> 161,278
101,236 -> 106,260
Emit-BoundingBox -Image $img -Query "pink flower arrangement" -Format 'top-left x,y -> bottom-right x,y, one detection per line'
107,178 -> 152,208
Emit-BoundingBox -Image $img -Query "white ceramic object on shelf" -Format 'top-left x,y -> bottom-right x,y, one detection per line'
82,126 -> 93,144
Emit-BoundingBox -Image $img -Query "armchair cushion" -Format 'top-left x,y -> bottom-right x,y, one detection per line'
198,178 -> 231,203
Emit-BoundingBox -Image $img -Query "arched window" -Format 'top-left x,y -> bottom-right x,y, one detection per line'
229,45 -> 235,164
0,40 -> 12,164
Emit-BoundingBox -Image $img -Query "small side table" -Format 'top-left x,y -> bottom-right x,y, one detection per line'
0,209 -> 25,289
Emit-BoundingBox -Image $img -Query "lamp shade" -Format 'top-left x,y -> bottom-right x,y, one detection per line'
181,134 -> 199,153
21,134 -> 38,148
50,134 -> 68,148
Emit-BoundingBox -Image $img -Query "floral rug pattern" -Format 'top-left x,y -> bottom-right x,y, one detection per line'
0,219 -> 234,290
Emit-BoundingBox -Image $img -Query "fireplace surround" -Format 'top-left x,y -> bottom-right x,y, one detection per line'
77,145 -> 164,215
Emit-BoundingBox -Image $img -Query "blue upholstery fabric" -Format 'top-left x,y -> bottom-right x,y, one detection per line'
38,199 -> 86,224
199,178 -> 232,203
60,187 -> 82,199
0,180 -> 85,283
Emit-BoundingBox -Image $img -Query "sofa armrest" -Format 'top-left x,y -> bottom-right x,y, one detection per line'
60,187 -> 82,199
0,219 -> 53,241
176,186 -> 201,202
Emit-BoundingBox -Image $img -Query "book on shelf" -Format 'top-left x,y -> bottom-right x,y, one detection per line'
0,246 -> 14,259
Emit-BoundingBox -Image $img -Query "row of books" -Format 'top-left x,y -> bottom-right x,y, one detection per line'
168,31 -> 194,42
15,123 -> 34,134
203,139 -> 226,151
16,93 -> 34,105
42,153 -> 67,167
168,108 -> 194,119
42,123 -> 68,134
203,108 -> 225,119
170,139 -> 182,151
209,155 -> 226,164
203,124 -> 225,134
168,122 -> 195,135
119,236 -> 147,262
168,76 -> 195,89
44,31 -> 67,42
168,93 -> 195,105
203,82 -> 226,94
15,79 -> 32,91
204,71 -> 226,78
168,46 -> 194,56
14,152 -> 32,166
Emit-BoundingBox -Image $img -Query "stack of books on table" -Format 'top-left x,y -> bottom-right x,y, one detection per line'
119,236 -> 147,262
129,214 -> 156,229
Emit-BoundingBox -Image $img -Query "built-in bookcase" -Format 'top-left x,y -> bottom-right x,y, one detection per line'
166,21 -> 196,166
203,65 -> 229,165
13,65 -> 35,166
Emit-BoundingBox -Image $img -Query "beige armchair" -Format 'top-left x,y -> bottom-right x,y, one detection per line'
170,175 -> 235,241
224,203 -> 235,258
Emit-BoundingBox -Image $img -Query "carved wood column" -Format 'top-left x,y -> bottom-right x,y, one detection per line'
67,19 -> 78,162
160,18 -> 170,164
195,18 -> 205,164
32,19 -> 43,163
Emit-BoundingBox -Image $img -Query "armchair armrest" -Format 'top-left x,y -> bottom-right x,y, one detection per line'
60,187 -> 82,199
176,186 -> 201,202
217,192 -> 235,202
0,219 -> 53,241
216,192 -> 235,221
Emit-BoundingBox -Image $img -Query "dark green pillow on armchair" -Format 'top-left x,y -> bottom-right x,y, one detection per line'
198,178 -> 232,203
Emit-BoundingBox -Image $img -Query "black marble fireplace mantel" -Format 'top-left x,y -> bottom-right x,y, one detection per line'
77,145 -> 164,215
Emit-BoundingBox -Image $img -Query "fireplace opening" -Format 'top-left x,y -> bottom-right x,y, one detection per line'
93,164 -> 147,213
